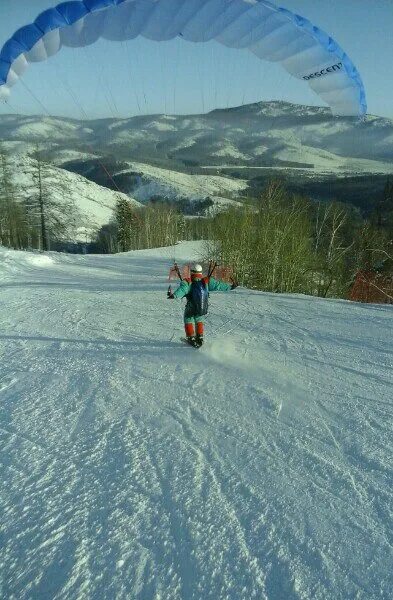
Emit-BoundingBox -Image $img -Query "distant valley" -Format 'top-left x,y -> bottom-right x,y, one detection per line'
1,101 -> 392,243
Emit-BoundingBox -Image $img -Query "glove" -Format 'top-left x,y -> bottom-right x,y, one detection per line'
167,291 -> 174,299
231,280 -> 238,290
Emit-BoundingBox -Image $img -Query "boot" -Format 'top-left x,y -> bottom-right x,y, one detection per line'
196,335 -> 204,347
187,336 -> 198,347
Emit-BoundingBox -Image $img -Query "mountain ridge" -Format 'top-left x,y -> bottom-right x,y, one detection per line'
1,100 -> 392,168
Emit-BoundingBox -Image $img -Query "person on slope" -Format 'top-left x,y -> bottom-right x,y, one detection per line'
167,263 -> 237,347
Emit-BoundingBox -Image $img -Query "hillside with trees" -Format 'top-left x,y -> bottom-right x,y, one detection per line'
91,181 -> 392,302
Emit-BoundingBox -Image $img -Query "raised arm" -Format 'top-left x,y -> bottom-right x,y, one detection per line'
207,276 -> 234,292
170,279 -> 191,299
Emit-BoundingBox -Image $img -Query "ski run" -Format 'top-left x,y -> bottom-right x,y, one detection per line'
0,241 -> 392,600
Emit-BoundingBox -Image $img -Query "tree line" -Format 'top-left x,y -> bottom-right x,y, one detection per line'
97,180 -> 392,300
203,181 -> 392,298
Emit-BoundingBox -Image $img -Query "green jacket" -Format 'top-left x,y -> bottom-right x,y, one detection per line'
172,276 -> 232,299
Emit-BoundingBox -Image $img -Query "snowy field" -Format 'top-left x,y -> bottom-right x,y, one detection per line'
0,242 -> 392,600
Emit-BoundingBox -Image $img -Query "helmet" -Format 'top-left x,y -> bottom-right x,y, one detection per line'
191,263 -> 203,273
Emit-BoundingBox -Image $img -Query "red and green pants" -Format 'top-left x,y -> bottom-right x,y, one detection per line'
184,314 -> 204,338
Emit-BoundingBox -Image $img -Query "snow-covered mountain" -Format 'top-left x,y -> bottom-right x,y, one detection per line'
2,101 -> 393,237
1,101 -> 393,173
0,242 -> 392,599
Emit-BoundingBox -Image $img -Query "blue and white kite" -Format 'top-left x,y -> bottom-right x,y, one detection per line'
0,0 -> 367,116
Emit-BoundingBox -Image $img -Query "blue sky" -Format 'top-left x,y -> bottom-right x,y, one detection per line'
0,0 -> 392,119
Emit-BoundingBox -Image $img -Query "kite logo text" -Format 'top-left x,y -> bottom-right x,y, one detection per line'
303,63 -> 343,81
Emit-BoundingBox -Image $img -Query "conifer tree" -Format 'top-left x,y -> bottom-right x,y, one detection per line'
115,197 -> 138,252
371,179 -> 393,233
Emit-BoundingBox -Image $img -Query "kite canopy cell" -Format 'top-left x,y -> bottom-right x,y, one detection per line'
0,0 -> 367,117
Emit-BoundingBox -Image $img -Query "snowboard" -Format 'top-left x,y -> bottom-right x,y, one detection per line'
180,337 -> 203,348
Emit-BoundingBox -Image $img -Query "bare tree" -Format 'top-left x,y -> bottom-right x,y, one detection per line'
26,147 -> 78,250
0,149 -> 28,249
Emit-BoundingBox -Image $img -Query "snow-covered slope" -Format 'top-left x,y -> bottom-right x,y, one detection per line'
116,160 -> 247,206
1,243 -> 392,599
5,154 -> 141,244
2,144 -> 246,217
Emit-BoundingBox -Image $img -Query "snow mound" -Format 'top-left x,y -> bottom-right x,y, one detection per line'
0,247 -> 60,278
25,255 -> 56,267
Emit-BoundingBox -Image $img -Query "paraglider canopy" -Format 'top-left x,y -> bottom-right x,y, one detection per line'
0,0 -> 366,117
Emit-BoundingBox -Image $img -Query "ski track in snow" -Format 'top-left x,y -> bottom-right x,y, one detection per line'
0,243 -> 392,600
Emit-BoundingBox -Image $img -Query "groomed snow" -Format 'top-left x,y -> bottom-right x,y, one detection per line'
0,242 -> 392,599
